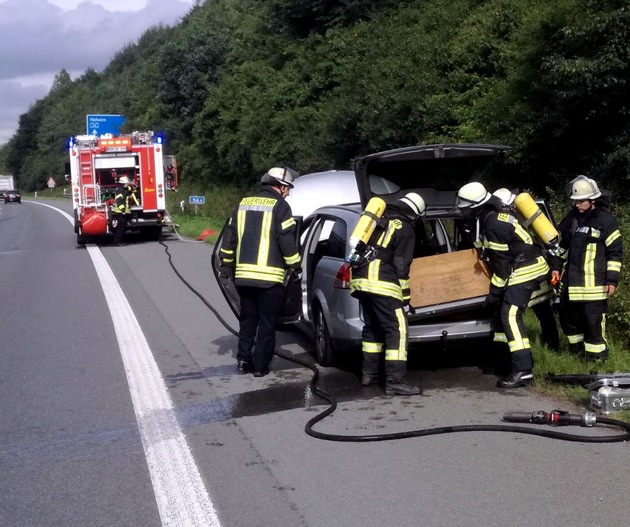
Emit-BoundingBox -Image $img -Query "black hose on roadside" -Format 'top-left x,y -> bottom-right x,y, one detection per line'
159,239 -> 630,444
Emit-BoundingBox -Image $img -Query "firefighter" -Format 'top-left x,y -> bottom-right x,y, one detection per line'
218,167 -> 302,377
492,188 -> 560,350
457,182 -> 550,388
557,176 -> 622,361
112,175 -> 139,246
350,192 -> 426,396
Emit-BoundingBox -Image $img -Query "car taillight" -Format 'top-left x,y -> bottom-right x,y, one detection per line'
333,262 -> 352,289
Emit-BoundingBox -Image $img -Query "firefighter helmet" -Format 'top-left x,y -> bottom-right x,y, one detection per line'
492,187 -> 516,206
398,192 -> 426,219
569,175 -> 601,200
118,175 -> 130,185
456,182 -> 491,209
261,167 -> 296,189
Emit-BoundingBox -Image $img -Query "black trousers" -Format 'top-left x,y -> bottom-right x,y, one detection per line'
356,293 -> 408,381
112,213 -> 129,244
236,284 -> 284,372
559,296 -> 608,357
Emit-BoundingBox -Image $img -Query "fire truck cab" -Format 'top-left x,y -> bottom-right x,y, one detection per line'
68,131 -> 167,244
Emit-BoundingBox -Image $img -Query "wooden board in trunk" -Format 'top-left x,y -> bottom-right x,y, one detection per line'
409,249 -> 490,308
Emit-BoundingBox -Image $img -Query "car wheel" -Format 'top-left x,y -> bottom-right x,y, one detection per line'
77,233 -> 87,245
313,305 -> 335,366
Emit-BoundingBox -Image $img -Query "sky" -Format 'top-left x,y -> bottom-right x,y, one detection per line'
0,0 -> 196,145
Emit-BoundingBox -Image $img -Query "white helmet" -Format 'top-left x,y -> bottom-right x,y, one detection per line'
456,182 -> 491,208
118,175 -> 130,185
492,187 -> 516,206
261,167 -> 295,188
569,175 -> 601,200
398,192 -> 426,219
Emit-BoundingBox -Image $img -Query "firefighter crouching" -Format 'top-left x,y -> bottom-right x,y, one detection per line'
112,175 -> 139,246
492,188 -> 560,350
218,167 -> 301,377
350,192 -> 426,396
457,182 -> 552,389
557,176 -> 623,362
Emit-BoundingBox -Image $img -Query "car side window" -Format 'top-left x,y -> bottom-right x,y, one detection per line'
314,218 -> 347,261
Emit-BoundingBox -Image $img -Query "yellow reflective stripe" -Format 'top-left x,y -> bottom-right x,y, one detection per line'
493,332 -> 508,343
507,304 -> 528,351
363,341 -> 383,354
368,259 -> 381,283
514,222 -> 533,244
487,241 -> 509,251
220,248 -> 234,255
509,338 -> 530,352
584,243 -> 596,288
240,197 -> 276,209
258,210 -> 272,266
281,217 -> 295,230
399,278 -> 410,289
585,342 -> 606,353
350,279 -> 403,300
236,209 -> 246,263
491,274 -> 507,287
567,286 -> 607,301
236,263 -> 285,280
396,307 -> 407,361
605,230 -> 621,246
566,334 -> 584,344
508,257 -> 549,285
284,253 -> 301,265
607,261 -> 621,272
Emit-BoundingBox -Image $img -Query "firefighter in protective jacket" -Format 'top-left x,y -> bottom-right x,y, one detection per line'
350,192 -> 425,396
492,188 -> 560,350
112,174 -> 139,246
457,182 -> 550,389
557,176 -> 622,361
218,167 -> 301,377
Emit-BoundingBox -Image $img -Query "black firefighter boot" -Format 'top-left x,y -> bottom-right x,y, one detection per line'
361,352 -> 380,386
384,360 -> 421,396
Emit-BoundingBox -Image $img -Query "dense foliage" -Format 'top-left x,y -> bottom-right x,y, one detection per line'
1,0 -> 630,334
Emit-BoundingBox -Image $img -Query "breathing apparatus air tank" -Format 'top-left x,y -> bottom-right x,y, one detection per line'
513,192 -> 559,247
347,197 -> 387,266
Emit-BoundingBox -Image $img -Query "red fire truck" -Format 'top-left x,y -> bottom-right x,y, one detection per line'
68,131 -> 167,244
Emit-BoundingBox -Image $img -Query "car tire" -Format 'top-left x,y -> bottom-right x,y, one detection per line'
313,305 -> 335,366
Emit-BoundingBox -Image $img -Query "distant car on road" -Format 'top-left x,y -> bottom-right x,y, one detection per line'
4,190 -> 21,203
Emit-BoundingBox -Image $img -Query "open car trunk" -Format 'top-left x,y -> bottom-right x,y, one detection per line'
354,144 -> 510,312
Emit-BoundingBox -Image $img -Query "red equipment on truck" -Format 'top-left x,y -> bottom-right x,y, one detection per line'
68,131 -> 167,245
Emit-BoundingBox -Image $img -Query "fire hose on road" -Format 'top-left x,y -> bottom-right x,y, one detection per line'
159,239 -> 630,444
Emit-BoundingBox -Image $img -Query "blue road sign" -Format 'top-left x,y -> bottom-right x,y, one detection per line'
188,195 -> 206,204
86,114 -> 126,136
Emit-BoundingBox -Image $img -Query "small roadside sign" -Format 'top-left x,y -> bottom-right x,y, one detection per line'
47,177 -> 56,188
188,195 -> 205,214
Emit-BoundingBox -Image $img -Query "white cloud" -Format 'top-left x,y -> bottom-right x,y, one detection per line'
0,0 -> 195,145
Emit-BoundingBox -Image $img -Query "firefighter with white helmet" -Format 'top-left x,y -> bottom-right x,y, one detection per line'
219,166 -> 301,376
493,187 -> 560,350
111,174 -> 139,246
350,192 -> 425,395
457,182 -> 550,388
557,176 -> 622,361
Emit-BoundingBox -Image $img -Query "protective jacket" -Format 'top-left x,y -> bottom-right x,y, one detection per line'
558,206 -> 622,301
113,184 -> 139,214
479,206 -> 549,305
220,185 -> 301,288
350,211 -> 415,303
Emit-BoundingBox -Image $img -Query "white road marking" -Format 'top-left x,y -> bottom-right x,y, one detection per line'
29,201 -> 222,527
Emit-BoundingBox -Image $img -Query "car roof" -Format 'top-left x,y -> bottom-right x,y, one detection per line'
285,170 -> 360,218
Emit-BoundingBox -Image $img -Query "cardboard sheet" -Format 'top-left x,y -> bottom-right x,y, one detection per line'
409,249 -> 490,308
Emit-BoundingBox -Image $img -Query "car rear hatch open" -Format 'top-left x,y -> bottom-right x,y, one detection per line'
354,144 -> 510,324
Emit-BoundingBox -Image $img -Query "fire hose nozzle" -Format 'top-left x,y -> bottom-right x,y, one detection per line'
503,410 -> 598,427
